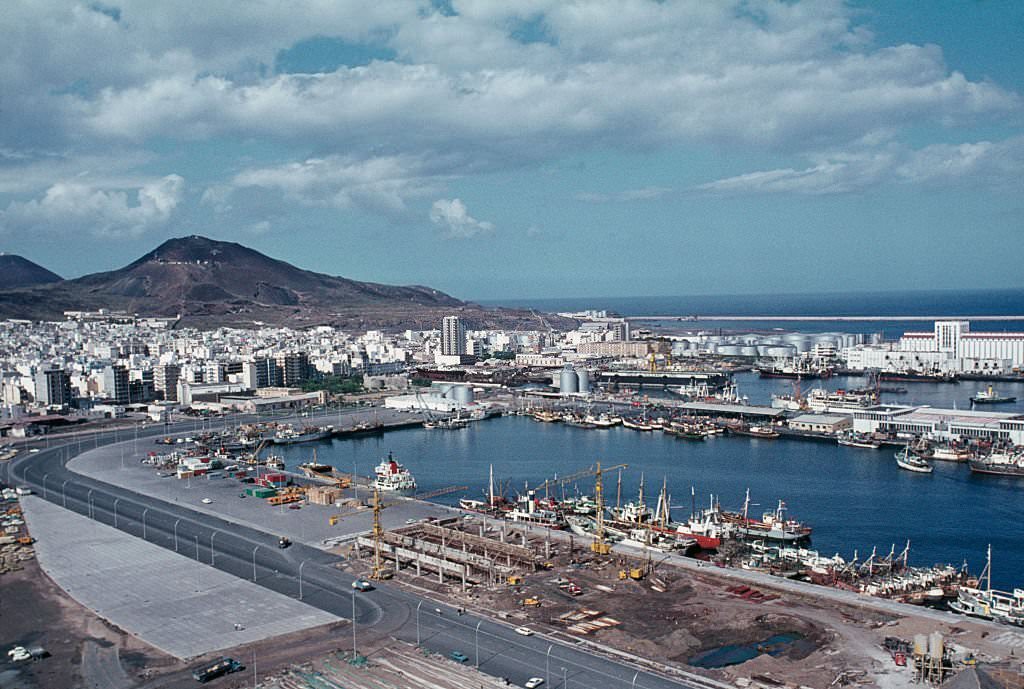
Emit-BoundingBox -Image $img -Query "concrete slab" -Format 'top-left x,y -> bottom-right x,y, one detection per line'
21,496 -> 340,660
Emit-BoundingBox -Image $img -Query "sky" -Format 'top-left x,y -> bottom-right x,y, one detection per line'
0,1 -> 1022,301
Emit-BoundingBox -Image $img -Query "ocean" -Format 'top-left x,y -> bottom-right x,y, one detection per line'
483,288 -> 1024,337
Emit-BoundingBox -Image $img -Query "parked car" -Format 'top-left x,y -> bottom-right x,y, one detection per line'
351,579 -> 373,591
201,498 -> 212,504
525,678 -> 545,688
449,651 -> 469,663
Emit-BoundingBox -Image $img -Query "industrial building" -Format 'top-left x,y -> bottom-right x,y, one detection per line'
851,405 -> 1024,445
844,321 -> 1024,374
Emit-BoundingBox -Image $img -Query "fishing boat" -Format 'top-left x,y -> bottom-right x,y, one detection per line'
622,417 -> 653,431
373,452 -> 417,492
507,490 -> 564,528
728,424 -> 780,439
949,546 -> 1024,626
930,445 -> 970,462
971,385 -> 1017,405
725,492 -> 812,543
265,455 -> 286,470
837,433 -> 881,450
896,447 -> 933,474
968,449 -> 1024,477
271,425 -> 333,445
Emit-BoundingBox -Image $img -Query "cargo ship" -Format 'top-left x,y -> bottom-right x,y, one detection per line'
878,370 -> 957,383
756,361 -> 833,379
373,452 -> 417,492
968,449 -> 1024,477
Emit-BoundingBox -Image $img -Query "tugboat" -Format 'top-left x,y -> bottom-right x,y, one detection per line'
896,446 -> 933,474
373,452 -> 417,493
970,385 -> 1017,405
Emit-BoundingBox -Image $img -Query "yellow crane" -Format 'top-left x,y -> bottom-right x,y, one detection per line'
369,487 -> 391,580
535,464 -> 626,500
590,461 -> 628,555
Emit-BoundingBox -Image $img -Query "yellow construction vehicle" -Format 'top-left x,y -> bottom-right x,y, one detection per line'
522,598 -> 541,607
507,575 -> 523,585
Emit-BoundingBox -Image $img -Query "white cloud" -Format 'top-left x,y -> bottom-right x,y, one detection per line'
0,174 -> 184,237
695,137 -> 1024,196
213,154 -> 452,217
429,198 -> 494,239
575,187 -> 671,203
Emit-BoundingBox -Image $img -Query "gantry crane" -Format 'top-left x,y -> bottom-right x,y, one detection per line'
369,487 -> 391,580
591,461 -> 613,555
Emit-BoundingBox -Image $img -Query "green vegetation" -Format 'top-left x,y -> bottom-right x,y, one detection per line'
410,378 -> 432,387
490,351 -> 516,360
301,374 -> 363,394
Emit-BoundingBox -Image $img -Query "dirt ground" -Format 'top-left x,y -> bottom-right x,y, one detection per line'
0,558 -> 178,689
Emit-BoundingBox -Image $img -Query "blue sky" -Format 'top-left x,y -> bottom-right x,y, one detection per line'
0,1 -> 1022,300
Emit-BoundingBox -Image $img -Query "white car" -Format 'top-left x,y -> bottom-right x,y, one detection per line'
514,627 -> 533,636
201,498 -> 213,504
28,448 -> 40,453
525,678 -> 545,689
7,646 -> 31,662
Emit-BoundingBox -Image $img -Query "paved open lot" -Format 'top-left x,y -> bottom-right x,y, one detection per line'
21,496 -> 340,660
66,409 -> 457,549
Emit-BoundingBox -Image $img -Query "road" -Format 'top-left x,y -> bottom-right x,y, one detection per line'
1,410 -> 720,689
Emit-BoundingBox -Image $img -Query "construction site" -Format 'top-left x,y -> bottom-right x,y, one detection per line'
337,469 -> 1024,689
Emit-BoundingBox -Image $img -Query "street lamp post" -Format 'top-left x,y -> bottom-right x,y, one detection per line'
113,498 -> 120,528
546,644 -> 553,686
210,531 -> 218,565
475,620 -> 483,669
173,519 -> 181,551
142,508 -> 149,540
87,489 -> 94,519
562,667 -> 567,688
416,601 -> 423,645
252,546 -> 259,581
298,560 -> 307,600
61,479 -> 69,508
631,671 -> 639,689
42,473 -> 48,500
351,590 -> 357,657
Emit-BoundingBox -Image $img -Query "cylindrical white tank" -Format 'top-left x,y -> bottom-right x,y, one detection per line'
559,366 -> 578,395
704,343 -> 719,354
739,346 -> 759,357
717,345 -> 742,356
451,385 -> 474,404
765,345 -> 797,358
928,632 -> 944,658
575,368 -> 591,394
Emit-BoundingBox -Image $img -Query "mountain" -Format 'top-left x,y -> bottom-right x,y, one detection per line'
0,236 -> 570,330
0,254 -> 63,289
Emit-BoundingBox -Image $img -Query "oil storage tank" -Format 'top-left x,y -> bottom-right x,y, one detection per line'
450,385 -> 474,405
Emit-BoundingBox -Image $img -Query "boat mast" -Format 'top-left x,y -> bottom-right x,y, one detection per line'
488,463 -> 495,507
616,469 -> 622,510
637,473 -> 645,523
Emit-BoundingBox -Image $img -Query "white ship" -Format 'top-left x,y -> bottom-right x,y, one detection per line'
949,546 -> 1024,626
373,452 -> 417,493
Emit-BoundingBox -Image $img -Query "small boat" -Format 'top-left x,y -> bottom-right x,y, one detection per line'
837,435 -> 881,450
896,447 -> 933,474
729,424 -> 780,439
265,456 -> 286,470
971,385 -> 1017,405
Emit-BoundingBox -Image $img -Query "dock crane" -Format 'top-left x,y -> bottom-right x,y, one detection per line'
535,463 -> 627,500
591,461 -> 616,555
369,488 -> 391,581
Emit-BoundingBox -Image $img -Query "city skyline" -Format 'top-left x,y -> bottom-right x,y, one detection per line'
1,1 -> 1022,300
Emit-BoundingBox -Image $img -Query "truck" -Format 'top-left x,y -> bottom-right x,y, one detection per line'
191,657 -> 244,683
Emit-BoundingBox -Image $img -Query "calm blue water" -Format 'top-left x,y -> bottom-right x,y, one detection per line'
277,375 -> 1024,591
484,289 -> 1024,337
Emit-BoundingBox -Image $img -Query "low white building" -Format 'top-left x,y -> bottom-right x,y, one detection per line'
851,405 -> 1024,444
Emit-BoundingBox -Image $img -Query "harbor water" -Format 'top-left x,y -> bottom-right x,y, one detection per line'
276,371 -> 1024,590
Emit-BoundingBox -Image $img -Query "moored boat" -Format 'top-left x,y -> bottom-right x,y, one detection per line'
895,447 -> 933,474
971,385 -> 1017,405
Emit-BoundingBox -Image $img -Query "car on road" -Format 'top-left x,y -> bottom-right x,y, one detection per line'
514,627 -> 534,636
238,493 -> 247,498
449,651 -> 469,663
201,498 -> 212,504
525,678 -> 545,688
351,579 -> 373,591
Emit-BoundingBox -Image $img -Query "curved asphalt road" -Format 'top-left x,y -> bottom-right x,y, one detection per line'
1,414 -> 722,689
